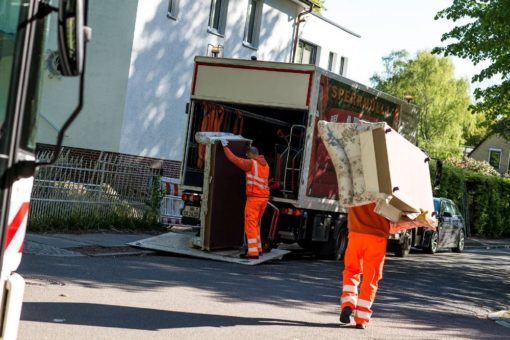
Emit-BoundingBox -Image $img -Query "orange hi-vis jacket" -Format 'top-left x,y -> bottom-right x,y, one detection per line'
347,203 -> 390,238
223,147 -> 270,198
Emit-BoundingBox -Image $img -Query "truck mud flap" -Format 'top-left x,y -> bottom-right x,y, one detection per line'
128,232 -> 290,266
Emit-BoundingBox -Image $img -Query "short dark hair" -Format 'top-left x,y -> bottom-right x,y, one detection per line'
248,146 -> 259,155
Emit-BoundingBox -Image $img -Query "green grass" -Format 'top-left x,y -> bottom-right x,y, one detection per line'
28,205 -> 165,233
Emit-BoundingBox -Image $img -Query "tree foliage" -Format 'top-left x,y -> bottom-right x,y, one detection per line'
371,50 -> 476,158
310,0 -> 326,14
433,0 -> 510,140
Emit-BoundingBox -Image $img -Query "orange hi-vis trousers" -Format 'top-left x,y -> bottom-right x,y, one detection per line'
341,232 -> 387,325
245,197 -> 268,257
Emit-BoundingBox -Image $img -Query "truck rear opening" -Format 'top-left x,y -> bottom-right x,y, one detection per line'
183,101 -> 309,200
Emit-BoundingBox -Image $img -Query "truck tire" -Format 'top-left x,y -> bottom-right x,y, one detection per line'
394,230 -> 411,257
314,223 -> 348,261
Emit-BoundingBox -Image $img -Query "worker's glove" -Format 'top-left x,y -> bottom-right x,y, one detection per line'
417,209 -> 429,220
220,139 -> 229,147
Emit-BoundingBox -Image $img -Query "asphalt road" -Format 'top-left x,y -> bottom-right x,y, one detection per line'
18,248 -> 510,340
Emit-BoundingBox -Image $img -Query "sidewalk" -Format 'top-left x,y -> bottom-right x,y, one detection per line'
25,233 -> 155,257
465,237 -> 510,250
24,233 -> 510,257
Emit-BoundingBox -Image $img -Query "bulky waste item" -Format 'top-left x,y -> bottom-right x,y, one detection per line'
318,120 -> 437,230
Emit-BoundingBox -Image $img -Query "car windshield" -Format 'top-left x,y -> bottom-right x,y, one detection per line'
433,198 -> 440,213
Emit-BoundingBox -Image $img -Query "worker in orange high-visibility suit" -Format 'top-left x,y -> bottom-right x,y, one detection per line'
339,202 -> 390,329
221,140 -> 270,259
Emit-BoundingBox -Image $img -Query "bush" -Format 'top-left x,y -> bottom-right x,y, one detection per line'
446,156 -> 501,177
433,163 -> 510,238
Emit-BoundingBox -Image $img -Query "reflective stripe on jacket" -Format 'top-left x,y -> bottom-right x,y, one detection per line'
223,147 -> 270,198
246,159 -> 269,197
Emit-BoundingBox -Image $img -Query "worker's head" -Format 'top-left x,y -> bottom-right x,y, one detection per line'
246,146 -> 259,159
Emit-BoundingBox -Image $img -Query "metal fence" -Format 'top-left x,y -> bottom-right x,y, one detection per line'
29,149 -> 161,225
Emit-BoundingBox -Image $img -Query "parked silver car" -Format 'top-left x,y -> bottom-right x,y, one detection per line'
388,197 -> 466,256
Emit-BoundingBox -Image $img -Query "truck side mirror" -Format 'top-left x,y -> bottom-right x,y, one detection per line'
58,0 -> 91,76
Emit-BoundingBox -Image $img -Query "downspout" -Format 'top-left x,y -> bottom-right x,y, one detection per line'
292,4 -> 314,63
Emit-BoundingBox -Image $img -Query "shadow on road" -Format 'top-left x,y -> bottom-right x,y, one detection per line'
21,302 -> 339,331
19,249 -> 510,338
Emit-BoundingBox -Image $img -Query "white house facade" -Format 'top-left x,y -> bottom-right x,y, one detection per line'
36,0 -> 361,168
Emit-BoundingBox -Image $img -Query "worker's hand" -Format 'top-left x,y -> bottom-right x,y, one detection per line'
220,139 -> 229,147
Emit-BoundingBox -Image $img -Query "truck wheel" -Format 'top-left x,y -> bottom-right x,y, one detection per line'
452,229 -> 465,253
427,231 -> 439,254
334,228 -> 348,261
395,231 -> 411,257
314,224 -> 348,261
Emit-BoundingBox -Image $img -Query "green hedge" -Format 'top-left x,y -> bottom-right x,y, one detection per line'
432,163 -> 510,238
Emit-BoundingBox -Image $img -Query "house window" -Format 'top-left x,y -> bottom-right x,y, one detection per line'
327,52 -> 337,72
339,56 -> 348,76
295,40 -> 317,65
507,152 -> 510,173
243,0 -> 263,48
488,148 -> 502,170
167,0 -> 180,20
209,0 -> 229,36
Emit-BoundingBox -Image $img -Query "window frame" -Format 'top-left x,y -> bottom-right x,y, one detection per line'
167,0 -> 180,20
441,200 -> 455,217
295,40 -> 317,65
507,151 -> 510,174
449,201 -> 461,217
339,56 -> 348,76
488,148 -> 502,170
243,0 -> 263,49
327,52 -> 337,72
208,0 -> 229,37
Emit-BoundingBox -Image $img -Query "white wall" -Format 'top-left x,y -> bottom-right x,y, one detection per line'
299,13 -> 361,79
119,0 -> 301,161
34,0 -> 361,163
36,0 -> 139,152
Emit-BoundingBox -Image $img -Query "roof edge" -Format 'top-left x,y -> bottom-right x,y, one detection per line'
468,133 -> 494,157
288,0 -> 317,9
309,12 -> 361,38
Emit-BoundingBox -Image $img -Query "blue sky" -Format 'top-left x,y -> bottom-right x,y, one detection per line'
323,0 -> 487,89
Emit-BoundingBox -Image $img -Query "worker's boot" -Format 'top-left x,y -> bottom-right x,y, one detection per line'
355,324 -> 367,330
339,306 -> 353,324
239,245 -> 247,255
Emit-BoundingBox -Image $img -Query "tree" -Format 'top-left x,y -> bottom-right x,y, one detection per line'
433,0 -> 510,140
371,50 -> 475,159
310,0 -> 326,14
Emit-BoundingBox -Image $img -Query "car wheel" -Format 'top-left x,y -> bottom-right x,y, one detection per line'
395,231 -> 411,257
427,231 -> 439,254
452,229 -> 465,253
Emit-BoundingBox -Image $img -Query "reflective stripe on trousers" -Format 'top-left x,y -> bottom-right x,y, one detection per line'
245,197 -> 268,256
340,232 -> 387,325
